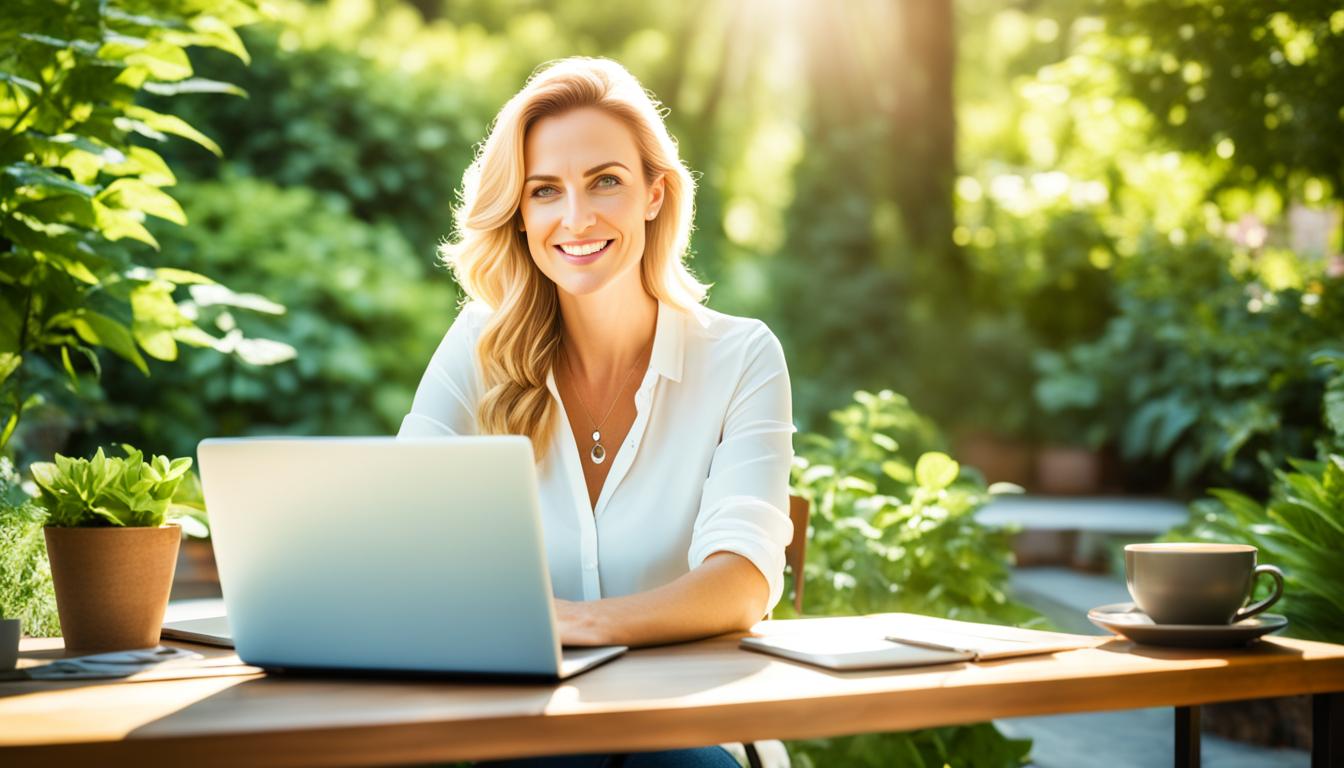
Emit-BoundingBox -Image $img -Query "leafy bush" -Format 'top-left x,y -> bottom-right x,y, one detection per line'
0,0 -> 270,456
788,390 -> 1038,624
32,445 -> 197,528
1172,454 -> 1344,644
784,390 -> 1040,768
1103,2 -> 1344,193
149,0 -> 546,262
1035,236 -> 1344,494
73,174 -> 457,458
0,457 -> 58,634
789,723 -> 1030,768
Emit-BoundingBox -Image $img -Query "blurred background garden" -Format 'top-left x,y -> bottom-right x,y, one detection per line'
2,1 -> 1342,766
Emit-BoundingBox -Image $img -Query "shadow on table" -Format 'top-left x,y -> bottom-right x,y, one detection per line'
1091,637 -> 1307,661
111,634 -> 772,732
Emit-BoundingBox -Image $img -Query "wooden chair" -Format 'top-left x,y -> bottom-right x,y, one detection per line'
781,494 -> 810,616
740,495 -> 811,768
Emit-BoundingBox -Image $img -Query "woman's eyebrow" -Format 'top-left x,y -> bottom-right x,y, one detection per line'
525,162 -> 630,183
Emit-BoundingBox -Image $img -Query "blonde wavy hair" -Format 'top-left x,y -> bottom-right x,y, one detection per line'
440,57 -> 707,460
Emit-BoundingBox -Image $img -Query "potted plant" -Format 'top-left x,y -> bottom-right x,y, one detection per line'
31,446 -> 197,652
1,456 -> 60,668
167,471 -> 219,599
1032,349 -> 1110,495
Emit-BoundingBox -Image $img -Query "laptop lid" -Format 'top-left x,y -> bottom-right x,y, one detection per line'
197,436 -> 572,677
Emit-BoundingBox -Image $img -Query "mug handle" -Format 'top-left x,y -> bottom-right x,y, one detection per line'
1233,564 -> 1285,623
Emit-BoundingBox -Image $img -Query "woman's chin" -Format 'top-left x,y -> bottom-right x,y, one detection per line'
553,271 -> 617,298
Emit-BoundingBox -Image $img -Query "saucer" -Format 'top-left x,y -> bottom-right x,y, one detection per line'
1087,602 -> 1288,648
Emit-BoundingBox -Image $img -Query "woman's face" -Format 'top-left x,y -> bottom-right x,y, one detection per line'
520,107 -> 665,299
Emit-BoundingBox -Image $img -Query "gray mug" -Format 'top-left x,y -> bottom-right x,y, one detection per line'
1124,543 -> 1284,625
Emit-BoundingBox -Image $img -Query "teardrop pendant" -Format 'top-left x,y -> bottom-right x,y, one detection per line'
590,442 -> 607,465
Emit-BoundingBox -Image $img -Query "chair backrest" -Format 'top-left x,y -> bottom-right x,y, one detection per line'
785,495 -> 810,615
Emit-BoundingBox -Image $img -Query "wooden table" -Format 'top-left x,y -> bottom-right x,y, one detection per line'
3,616 -> 1342,767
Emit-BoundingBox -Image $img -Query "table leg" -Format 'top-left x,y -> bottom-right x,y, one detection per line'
1175,705 -> 1200,768
1316,692 -> 1342,768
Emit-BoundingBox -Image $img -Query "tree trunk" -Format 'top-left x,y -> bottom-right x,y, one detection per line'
893,0 -> 962,282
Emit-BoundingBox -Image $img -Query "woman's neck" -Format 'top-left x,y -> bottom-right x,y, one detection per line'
557,281 -> 658,382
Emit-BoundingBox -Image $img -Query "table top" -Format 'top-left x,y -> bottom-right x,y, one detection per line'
4,614 -> 1344,767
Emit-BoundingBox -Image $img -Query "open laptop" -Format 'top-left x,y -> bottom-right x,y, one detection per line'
174,436 -> 625,680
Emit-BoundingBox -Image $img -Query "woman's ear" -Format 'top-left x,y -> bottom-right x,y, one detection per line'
645,174 -> 666,221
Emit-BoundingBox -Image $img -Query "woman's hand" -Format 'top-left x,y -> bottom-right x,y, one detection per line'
552,552 -> 769,648
553,598 -> 612,646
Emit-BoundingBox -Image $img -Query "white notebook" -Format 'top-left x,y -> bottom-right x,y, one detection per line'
161,615 -> 234,648
740,613 -> 1097,671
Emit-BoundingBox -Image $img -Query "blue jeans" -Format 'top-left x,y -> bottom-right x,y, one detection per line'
477,746 -> 739,767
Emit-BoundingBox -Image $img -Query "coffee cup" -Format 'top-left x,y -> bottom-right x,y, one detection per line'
1124,543 -> 1284,625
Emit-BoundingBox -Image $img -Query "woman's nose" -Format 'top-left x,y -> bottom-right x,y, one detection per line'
562,192 -> 596,234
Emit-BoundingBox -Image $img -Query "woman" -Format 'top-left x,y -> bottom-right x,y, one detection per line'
399,57 -> 793,767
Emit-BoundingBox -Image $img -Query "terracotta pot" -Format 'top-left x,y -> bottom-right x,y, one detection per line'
953,431 -> 1035,487
1010,529 -> 1079,568
1035,445 -> 1102,495
44,524 -> 181,652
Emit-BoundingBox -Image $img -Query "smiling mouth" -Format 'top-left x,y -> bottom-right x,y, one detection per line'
554,239 -> 612,263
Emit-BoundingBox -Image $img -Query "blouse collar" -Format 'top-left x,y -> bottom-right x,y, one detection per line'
649,300 -> 711,384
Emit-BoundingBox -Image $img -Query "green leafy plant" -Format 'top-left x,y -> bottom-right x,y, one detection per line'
1170,455 -> 1344,644
784,390 -> 1040,768
70,175 -> 455,459
0,457 -> 59,634
1167,353 -> 1344,643
31,445 -> 202,530
1034,236 -> 1344,494
151,0 -> 545,263
787,390 -> 1040,625
0,0 -> 279,457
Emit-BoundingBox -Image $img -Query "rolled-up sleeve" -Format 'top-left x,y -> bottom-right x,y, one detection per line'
397,303 -> 488,438
687,324 -> 795,613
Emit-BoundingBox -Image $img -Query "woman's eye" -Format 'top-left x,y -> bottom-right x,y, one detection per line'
595,174 -> 621,188
531,185 -> 558,198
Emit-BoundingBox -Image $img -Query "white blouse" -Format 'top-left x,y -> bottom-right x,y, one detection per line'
398,300 -> 796,611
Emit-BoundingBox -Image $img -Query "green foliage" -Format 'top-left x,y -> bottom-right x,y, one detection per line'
1035,236 -> 1344,493
1315,349 -> 1344,455
955,0 -> 1344,455
788,390 -> 1041,624
784,390 -> 1041,768
149,2 -> 506,262
1104,1 -> 1344,193
0,0 -> 279,456
73,174 -> 456,458
32,444 -> 196,528
0,457 -> 59,633
1168,455 -> 1344,644
790,723 -> 1032,768
1167,353 -> 1344,643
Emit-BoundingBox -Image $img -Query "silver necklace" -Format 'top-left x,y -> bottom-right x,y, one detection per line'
562,342 -> 649,465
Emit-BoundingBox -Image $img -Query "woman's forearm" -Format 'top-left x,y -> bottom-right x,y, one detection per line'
557,552 -> 770,647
